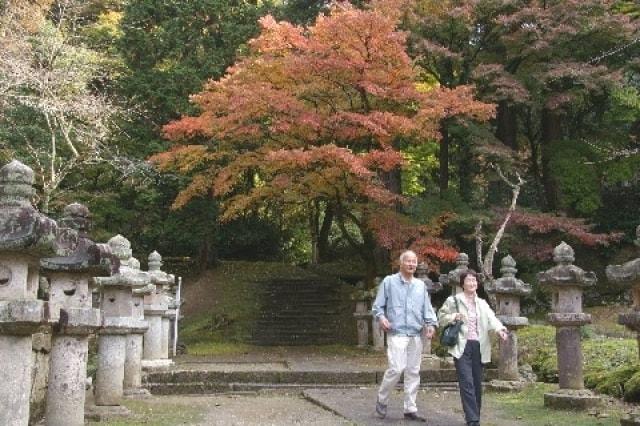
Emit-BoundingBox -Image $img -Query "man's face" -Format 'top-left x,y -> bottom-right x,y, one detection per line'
399,253 -> 418,276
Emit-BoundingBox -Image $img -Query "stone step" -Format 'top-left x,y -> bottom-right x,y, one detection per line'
143,369 -> 471,395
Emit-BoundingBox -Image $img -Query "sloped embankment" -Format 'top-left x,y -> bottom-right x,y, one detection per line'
180,261 -> 356,349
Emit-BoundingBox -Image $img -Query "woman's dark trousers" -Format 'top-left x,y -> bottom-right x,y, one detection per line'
454,340 -> 482,425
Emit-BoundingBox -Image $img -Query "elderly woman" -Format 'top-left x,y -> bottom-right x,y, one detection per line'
438,270 -> 508,426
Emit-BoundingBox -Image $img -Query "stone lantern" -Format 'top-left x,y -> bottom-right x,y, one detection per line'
353,281 -> 370,348
143,251 -> 175,368
91,235 -> 147,416
537,242 -> 599,409
371,276 -> 385,351
415,262 -> 442,357
40,203 -> 114,426
606,225 -> 640,357
487,255 -> 531,387
439,253 -> 470,295
606,226 -> 640,426
124,257 -> 153,396
0,160 -> 76,426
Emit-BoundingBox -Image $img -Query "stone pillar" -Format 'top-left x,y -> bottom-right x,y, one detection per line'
415,262 -> 442,357
439,253 -> 469,296
124,258 -> 152,396
91,235 -> 146,417
371,277 -> 385,351
485,256 -> 531,390
353,281 -> 370,348
0,160 -> 74,426
606,226 -> 640,426
606,225 -> 640,358
41,203 -> 114,426
538,242 -> 600,409
143,251 -> 174,369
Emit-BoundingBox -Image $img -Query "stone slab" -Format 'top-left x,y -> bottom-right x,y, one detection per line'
84,404 -> 131,421
544,389 -> 601,410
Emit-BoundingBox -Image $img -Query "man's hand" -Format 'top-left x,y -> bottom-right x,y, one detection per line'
423,325 -> 435,339
379,316 -> 391,331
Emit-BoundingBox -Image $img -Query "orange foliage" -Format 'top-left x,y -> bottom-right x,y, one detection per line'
157,2 -> 493,264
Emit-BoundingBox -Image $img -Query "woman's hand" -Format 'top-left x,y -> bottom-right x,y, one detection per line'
497,329 -> 509,341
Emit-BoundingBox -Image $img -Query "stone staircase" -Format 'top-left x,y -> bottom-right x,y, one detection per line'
248,278 -> 351,346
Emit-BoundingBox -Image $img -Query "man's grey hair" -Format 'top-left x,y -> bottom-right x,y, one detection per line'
399,250 -> 417,263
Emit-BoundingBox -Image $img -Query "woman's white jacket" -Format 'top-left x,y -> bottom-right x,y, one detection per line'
437,293 -> 505,364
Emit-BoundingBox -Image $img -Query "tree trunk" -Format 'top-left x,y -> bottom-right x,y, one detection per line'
317,203 -> 334,262
439,120 -> 450,197
540,108 -> 562,211
496,101 -> 518,149
381,168 -> 402,196
458,139 -> 473,202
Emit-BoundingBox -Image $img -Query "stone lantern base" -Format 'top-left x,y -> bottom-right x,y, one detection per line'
84,404 -> 131,421
141,358 -> 173,369
487,379 -> 529,392
543,389 -> 600,410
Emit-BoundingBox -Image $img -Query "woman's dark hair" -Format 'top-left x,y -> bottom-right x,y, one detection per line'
459,269 -> 478,288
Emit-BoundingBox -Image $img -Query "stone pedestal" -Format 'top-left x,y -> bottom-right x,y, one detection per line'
353,281 -> 370,348
439,253 -> 469,296
371,277 -> 385,351
0,160 -> 75,426
124,258 -> 152,397
415,262 -> 442,356
92,235 -> 146,415
607,226 -> 640,359
538,242 -> 599,409
487,256 -> 531,386
42,203 -> 113,426
143,251 -> 175,369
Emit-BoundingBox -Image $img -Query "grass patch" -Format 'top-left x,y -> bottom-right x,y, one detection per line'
488,383 -> 624,426
87,399 -> 205,425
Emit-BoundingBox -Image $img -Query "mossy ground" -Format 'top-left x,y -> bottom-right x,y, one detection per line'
86,399 -> 206,426
488,382 -> 628,426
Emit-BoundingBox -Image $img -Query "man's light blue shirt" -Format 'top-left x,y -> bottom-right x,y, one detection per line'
372,272 -> 437,336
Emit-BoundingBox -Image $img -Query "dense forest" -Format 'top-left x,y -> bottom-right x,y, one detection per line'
1,0 -> 639,294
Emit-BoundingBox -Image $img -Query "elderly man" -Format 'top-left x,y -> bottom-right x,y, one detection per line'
372,250 -> 437,422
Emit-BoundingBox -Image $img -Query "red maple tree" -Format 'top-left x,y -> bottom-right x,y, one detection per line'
153,2 -> 494,282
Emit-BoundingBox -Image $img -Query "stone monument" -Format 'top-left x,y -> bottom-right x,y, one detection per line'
124,257 -> 153,396
538,242 -> 600,409
143,251 -> 175,368
41,203 -> 114,426
439,253 -> 470,295
606,225 -> 640,425
415,262 -> 442,358
90,235 -> 147,418
487,255 -> 531,391
0,160 -> 76,426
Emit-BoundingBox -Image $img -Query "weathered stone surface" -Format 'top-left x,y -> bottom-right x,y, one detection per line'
439,252 -> 469,295
543,389 -> 601,410
538,243 -> 599,408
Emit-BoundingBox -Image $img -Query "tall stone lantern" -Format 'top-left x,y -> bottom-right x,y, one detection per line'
124,257 -> 153,396
439,253 -> 470,295
0,160 -> 76,426
606,225 -> 640,357
537,242 -> 600,409
488,255 -> 531,386
40,203 -> 114,426
91,235 -> 147,416
606,226 -> 640,426
415,262 -> 442,357
143,251 -> 175,368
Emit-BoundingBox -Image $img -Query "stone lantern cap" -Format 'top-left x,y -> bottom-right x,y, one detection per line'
491,255 -> 532,296
606,229 -> 640,285
147,251 -> 175,288
94,235 -> 148,289
415,262 -> 443,293
0,160 -> 76,256
537,242 -> 597,288
439,252 -> 469,291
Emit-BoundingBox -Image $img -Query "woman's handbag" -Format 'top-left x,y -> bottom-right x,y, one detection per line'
439,297 -> 462,347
